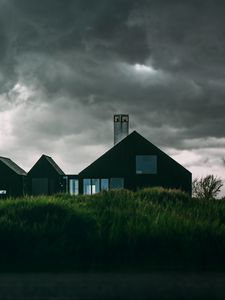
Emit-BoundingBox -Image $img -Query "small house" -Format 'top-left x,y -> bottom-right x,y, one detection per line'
27,154 -> 65,195
0,156 -> 27,197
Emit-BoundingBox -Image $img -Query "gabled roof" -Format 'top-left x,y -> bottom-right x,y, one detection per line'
0,156 -> 27,175
79,130 -> 191,175
130,131 -> 192,174
28,154 -> 65,175
43,155 -> 65,175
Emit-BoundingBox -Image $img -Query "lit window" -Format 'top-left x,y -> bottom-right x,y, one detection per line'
83,179 -> 92,195
110,178 -> 124,189
83,179 -> 101,194
136,155 -> 157,174
69,179 -> 79,195
101,179 -> 109,191
92,179 -> 100,194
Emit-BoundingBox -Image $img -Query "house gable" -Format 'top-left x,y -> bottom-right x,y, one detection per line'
0,157 -> 27,176
79,131 -> 190,177
79,131 -> 192,194
28,155 -> 65,178
0,157 -> 27,197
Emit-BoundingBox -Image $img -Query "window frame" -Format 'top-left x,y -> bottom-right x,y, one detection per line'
110,178 -> 124,190
69,179 -> 79,195
136,155 -> 157,175
101,179 -> 109,191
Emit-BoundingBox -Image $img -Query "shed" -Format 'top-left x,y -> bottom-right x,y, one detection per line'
27,154 -> 65,195
0,156 -> 27,197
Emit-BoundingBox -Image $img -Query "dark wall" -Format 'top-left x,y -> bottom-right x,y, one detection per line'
28,158 -> 62,178
79,132 -> 192,195
27,158 -> 64,195
0,162 -> 26,197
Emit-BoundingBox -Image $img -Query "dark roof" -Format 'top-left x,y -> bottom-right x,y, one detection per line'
41,155 -> 65,175
0,156 -> 27,175
130,131 -> 192,174
79,130 -> 191,175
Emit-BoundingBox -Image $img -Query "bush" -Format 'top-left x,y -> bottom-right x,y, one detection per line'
192,175 -> 223,200
136,187 -> 190,203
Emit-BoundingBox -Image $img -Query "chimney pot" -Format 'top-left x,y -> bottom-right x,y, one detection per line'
114,114 -> 129,145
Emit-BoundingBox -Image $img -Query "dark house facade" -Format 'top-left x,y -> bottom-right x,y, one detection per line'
79,131 -> 192,195
0,156 -> 27,197
1,116 -> 192,197
27,155 -> 65,195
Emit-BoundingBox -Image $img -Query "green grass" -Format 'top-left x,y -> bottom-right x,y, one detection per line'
0,188 -> 225,272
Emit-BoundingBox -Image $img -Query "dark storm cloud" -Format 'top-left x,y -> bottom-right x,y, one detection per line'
144,1 -> 225,73
0,3 -> 17,94
9,0 -> 148,61
0,0 -> 150,101
0,0 -> 225,174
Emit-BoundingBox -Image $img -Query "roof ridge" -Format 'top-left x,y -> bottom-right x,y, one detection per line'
79,130 -> 191,175
42,155 -> 65,175
0,157 -> 27,175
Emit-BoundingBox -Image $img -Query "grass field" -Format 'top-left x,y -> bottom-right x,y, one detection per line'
0,188 -> 225,272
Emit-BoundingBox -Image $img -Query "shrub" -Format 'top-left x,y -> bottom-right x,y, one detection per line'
192,175 -> 223,200
136,187 -> 190,203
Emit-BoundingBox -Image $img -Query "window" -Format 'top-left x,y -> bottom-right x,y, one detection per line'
83,178 -> 123,194
83,179 -> 100,194
136,155 -> 157,174
69,179 -> 79,195
92,179 -> 100,194
110,178 -> 124,189
101,179 -> 109,191
83,179 -> 92,195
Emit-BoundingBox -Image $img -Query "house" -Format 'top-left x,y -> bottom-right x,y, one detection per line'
1,115 -> 192,197
27,154 -> 65,195
0,156 -> 27,197
78,115 -> 192,195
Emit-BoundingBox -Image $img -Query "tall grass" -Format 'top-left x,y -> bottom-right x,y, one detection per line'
0,188 -> 225,271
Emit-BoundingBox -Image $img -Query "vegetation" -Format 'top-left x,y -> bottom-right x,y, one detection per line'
192,174 -> 223,200
1,188 -> 225,272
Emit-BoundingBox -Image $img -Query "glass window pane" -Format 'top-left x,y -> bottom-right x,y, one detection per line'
92,179 -> 100,194
75,180 -> 79,195
83,179 -> 91,195
69,179 -> 79,195
136,155 -> 157,174
110,178 -> 124,189
101,179 -> 109,191
69,179 -> 74,195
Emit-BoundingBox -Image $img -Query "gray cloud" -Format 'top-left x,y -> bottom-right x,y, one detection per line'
0,0 -> 225,182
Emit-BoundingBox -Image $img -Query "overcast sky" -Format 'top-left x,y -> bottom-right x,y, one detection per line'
0,0 -> 225,194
